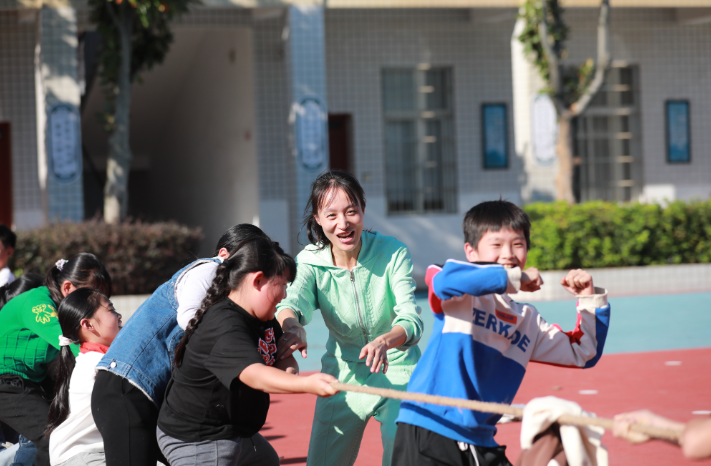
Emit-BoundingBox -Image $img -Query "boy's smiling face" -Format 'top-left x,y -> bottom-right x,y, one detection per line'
464,227 -> 528,270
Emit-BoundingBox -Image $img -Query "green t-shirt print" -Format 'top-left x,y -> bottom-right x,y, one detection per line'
0,286 -> 79,382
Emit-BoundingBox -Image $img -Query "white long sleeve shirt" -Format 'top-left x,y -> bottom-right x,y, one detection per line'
49,351 -> 104,465
175,259 -> 221,330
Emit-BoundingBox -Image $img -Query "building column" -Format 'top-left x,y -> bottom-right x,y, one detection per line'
285,5 -> 329,253
36,5 -> 84,223
511,15 -> 557,203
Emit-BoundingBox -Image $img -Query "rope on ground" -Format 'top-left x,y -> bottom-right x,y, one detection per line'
330,382 -> 682,443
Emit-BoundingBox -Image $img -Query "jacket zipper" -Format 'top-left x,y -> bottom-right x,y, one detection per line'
350,270 -> 368,344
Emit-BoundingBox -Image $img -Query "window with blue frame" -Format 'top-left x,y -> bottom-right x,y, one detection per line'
666,100 -> 691,164
482,103 -> 508,169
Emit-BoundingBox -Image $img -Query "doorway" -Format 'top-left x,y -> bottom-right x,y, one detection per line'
328,114 -> 352,173
0,123 -> 12,226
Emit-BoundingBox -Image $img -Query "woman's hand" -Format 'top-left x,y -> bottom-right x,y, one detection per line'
359,338 -> 389,374
358,325 -> 407,374
277,310 -> 308,360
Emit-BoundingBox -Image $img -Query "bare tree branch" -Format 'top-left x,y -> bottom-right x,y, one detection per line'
538,0 -> 565,114
570,0 -> 611,116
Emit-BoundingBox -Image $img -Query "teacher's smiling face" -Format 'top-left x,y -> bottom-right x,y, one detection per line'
315,187 -> 365,255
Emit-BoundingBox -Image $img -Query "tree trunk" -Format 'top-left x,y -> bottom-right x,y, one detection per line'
104,4 -> 133,224
555,115 -> 575,204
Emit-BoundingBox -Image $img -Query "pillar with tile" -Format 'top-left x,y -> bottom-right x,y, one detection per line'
285,5 -> 329,253
37,5 -> 84,222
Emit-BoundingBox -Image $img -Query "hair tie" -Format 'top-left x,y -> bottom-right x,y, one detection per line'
55,259 -> 67,271
58,335 -> 75,347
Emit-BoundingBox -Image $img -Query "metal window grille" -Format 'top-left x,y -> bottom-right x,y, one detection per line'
574,66 -> 642,202
382,67 -> 457,214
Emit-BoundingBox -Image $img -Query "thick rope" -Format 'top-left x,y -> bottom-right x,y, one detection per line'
330,382 -> 682,443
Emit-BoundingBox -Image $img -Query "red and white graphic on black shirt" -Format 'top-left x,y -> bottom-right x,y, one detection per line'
258,327 -> 278,366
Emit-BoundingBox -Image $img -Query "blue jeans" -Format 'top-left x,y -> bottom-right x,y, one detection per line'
0,436 -> 37,466
156,427 -> 278,466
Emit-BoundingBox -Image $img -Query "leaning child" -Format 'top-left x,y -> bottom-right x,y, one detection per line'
393,200 -> 611,466
156,234 -> 338,465
46,288 -> 122,466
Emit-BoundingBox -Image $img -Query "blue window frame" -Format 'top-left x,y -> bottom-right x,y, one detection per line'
666,100 -> 691,164
482,103 -> 508,169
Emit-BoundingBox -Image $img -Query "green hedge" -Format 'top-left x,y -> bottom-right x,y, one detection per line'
525,200 -> 711,271
11,221 -> 203,295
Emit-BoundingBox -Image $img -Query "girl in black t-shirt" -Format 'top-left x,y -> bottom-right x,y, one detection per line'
157,234 -> 339,466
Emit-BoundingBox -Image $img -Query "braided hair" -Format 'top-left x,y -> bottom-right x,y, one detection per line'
173,235 -> 296,367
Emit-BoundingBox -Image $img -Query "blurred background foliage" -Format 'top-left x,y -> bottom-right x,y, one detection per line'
525,200 -> 711,270
11,220 -> 202,295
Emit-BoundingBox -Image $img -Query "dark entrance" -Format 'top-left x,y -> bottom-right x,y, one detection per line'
0,123 -> 12,226
328,114 -> 352,173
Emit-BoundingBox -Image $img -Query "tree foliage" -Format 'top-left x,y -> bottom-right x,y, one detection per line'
89,0 -> 194,130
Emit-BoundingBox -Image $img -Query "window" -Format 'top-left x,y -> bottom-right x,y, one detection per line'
382,68 -> 457,214
574,66 -> 642,202
666,100 -> 691,164
482,103 -> 509,169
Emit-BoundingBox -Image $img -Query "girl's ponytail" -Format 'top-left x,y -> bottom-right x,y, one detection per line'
173,235 -> 296,367
45,288 -> 106,436
46,253 -> 112,306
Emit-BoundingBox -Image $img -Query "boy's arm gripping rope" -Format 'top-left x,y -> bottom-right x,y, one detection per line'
330,382 -> 683,443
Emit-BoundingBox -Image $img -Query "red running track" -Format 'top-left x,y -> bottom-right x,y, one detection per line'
263,348 -> 711,465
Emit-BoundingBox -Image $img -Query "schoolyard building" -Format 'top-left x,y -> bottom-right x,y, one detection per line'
1,0 -> 711,283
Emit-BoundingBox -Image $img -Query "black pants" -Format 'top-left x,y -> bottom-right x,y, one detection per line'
91,371 -> 168,466
0,375 -> 51,466
392,423 -> 513,466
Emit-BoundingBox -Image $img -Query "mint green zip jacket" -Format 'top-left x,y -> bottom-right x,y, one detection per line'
276,230 -> 423,365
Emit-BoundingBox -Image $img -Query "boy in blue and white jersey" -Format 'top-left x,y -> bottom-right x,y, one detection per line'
393,200 -> 611,466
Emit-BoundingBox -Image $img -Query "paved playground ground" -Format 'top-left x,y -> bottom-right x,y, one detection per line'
263,291 -> 711,465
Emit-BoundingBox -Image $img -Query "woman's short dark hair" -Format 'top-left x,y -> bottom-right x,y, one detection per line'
45,253 -> 112,306
462,200 -> 531,250
302,170 -> 366,248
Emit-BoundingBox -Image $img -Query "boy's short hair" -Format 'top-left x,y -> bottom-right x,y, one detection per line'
463,200 -> 531,249
0,225 -> 16,249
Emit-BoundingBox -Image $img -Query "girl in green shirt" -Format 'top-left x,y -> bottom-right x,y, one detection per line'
0,253 -> 111,466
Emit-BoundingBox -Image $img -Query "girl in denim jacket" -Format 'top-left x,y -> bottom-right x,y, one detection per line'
92,224 -> 269,466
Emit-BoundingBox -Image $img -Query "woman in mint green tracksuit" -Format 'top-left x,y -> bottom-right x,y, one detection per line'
276,171 -> 423,466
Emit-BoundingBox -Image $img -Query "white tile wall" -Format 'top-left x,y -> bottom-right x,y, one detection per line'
325,8 -> 521,202
560,8 -> 711,198
0,10 -> 43,229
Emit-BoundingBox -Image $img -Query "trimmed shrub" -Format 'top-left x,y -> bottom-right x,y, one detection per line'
525,200 -> 711,271
11,220 -> 203,295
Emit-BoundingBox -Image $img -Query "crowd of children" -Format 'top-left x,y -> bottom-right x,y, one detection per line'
0,170 -> 705,466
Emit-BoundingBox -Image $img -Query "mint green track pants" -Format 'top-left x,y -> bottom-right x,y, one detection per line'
306,355 -> 415,466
